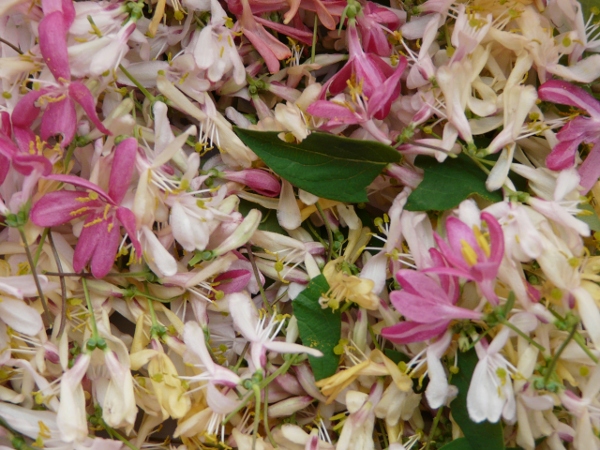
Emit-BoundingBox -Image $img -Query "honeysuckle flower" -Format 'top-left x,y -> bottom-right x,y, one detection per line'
467,313 -> 537,424
30,138 -> 141,278
560,364 -> 600,449
336,381 -> 383,450
321,257 -> 380,311
228,292 -> 323,370
538,79 -> 600,193
427,211 -> 505,305
192,0 -> 246,85
57,353 -> 91,443
0,402 -> 123,449
182,320 -> 241,387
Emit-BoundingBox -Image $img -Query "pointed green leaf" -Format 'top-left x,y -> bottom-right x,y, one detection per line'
450,348 -> 505,450
440,438 -> 474,450
292,275 -> 341,380
234,128 -> 400,203
405,153 -> 503,211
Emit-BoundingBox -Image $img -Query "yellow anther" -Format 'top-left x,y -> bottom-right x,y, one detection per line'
473,225 -> 491,257
460,240 -> 479,266
83,217 -> 103,228
70,206 -> 90,216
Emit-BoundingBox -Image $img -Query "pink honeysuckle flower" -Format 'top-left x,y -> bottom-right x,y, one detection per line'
317,21 -> 406,121
538,79 -> 600,193
10,1 -> 110,149
381,269 -> 481,345
356,2 -> 404,57
30,138 -> 141,278
426,212 -> 504,305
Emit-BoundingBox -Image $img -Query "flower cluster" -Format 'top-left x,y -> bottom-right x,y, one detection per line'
0,0 -> 600,449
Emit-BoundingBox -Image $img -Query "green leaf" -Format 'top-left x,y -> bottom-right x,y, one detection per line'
405,153 -> 502,211
450,348 -> 505,450
234,128 -> 400,203
577,203 -> 600,232
440,438 -> 474,450
292,275 -> 341,380
579,0 -> 598,21
384,349 -> 411,364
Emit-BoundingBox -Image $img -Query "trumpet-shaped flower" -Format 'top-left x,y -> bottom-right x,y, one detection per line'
30,138 -> 141,278
427,212 -> 504,304
228,292 -> 323,370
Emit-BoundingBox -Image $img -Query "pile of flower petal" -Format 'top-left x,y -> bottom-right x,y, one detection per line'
1,0 -> 600,449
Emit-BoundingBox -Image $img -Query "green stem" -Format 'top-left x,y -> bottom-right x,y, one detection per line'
100,419 -> 140,450
252,383 -> 262,450
543,326 -> 576,388
316,203 -> 334,263
82,277 -> 101,342
32,228 -> 49,267
311,15 -> 318,64
573,332 -> 599,364
263,385 -> 276,447
18,226 -> 51,326
222,391 -> 254,425
48,232 -> 68,338
260,355 -> 298,388
424,402 -> 445,450
63,141 -> 77,173
466,153 -> 490,175
500,319 -> 547,354
246,243 -> 272,314
119,64 -> 155,102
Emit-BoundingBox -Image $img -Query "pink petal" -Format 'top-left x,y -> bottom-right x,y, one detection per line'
11,90 -> 44,128
40,97 -> 76,146
214,269 -> 252,294
481,212 -> 504,267
381,320 -> 449,344
89,216 -> 121,278
368,56 -> 407,119
222,169 -> 281,197
108,138 -> 137,204
0,154 -> 9,184
30,191 -> 100,227
116,207 -> 142,257
12,154 -> 53,176
73,217 -> 102,273
38,11 -> 71,81
254,16 -> 313,45
44,174 -> 113,202
578,141 -> 600,194
394,269 -> 449,299
538,80 -> 600,118
69,82 -> 111,135
307,100 -> 359,125
391,289 -> 482,323
547,138 -> 581,170
0,135 -> 17,159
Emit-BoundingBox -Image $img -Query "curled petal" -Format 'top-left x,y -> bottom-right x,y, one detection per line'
68,82 -> 111,135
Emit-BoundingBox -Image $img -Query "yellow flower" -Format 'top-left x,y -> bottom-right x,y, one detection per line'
322,257 -> 379,311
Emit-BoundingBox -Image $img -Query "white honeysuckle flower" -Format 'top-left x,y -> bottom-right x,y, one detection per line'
228,292 -> 322,370
467,313 -> 537,423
